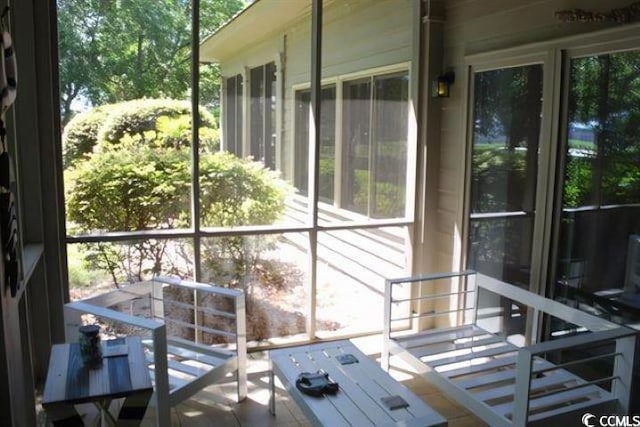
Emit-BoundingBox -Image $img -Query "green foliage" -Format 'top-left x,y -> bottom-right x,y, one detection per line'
57,0 -> 244,124
374,182 -> 405,218
67,148 -> 289,233
62,105 -> 114,168
563,158 -> 593,208
66,244 -> 110,289
66,147 -> 191,231
64,98 -> 289,287
471,144 -> 527,212
200,152 -> 289,227
319,157 -> 335,200
63,99 -> 219,167
564,52 -> 640,208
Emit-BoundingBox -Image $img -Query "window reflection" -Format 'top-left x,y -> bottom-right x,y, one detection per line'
342,72 -> 409,219
556,51 -> 640,309
293,86 -> 336,202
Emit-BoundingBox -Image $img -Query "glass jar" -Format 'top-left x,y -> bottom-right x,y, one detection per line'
78,324 -> 102,368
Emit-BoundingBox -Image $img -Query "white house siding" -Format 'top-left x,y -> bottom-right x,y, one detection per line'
283,0 -> 412,184
432,0 -> 637,274
218,0 -> 413,185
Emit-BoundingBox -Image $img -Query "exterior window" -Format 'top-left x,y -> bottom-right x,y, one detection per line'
467,65 -> 543,289
294,85 -> 336,202
250,62 -> 276,169
224,74 -> 243,156
342,72 -> 408,219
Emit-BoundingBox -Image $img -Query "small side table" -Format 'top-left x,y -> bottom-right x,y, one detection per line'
43,336 -> 153,426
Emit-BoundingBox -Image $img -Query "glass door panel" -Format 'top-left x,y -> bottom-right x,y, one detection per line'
553,50 -> 640,319
468,64 -> 543,289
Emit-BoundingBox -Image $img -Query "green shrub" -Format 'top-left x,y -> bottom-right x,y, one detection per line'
63,99 -> 219,167
66,147 -> 191,231
200,152 -> 289,227
66,145 -> 289,285
62,105 -> 114,168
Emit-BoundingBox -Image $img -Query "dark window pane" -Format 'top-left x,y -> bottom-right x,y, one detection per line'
224,75 -> 242,156
237,76 -> 243,154
249,62 -> 276,170
372,73 -> 408,218
468,217 -> 534,288
342,78 -> 371,215
294,90 -> 311,194
264,62 -> 277,169
250,66 -> 264,163
293,86 -> 336,202
319,86 -> 336,203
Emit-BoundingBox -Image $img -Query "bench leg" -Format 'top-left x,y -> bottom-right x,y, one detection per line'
269,366 -> 276,416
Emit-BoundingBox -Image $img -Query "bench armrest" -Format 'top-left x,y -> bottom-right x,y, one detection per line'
152,276 -> 243,298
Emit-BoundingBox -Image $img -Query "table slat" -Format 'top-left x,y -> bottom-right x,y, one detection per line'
43,344 -> 71,404
323,345 -> 443,422
271,353 -> 351,427
127,337 -> 152,390
291,350 -> 376,426
308,349 -> 395,423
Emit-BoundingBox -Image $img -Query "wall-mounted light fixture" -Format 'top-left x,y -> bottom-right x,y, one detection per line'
432,71 -> 455,98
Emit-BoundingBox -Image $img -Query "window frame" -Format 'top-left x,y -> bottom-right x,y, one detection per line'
290,63 -> 412,218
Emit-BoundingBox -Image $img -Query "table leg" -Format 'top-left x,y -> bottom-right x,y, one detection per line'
93,399 -> 117,427
117,389 -> 153,426
269,364 -> 276,416
43,402 -> 84,427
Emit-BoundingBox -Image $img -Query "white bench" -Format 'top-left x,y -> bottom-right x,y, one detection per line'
269,340 -> 447,426
64,276 -> 247,427
383,271 -> 638,427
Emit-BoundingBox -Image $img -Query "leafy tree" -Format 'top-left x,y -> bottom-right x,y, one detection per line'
57,0 -> 244,125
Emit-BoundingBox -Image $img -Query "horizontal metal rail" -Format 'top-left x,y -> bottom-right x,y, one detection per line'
391,307 -> 474,322
527,375 -> 617,401
387,270 -> 476,286
164,299 -> 236,319
67,221 -> 413,243
470,211 -> 532,220
533,352 -> 620,376
391,289 -> 475,304
165,317 -> 236,339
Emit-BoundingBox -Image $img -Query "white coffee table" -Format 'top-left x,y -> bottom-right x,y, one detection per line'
269,340 -> 447,426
